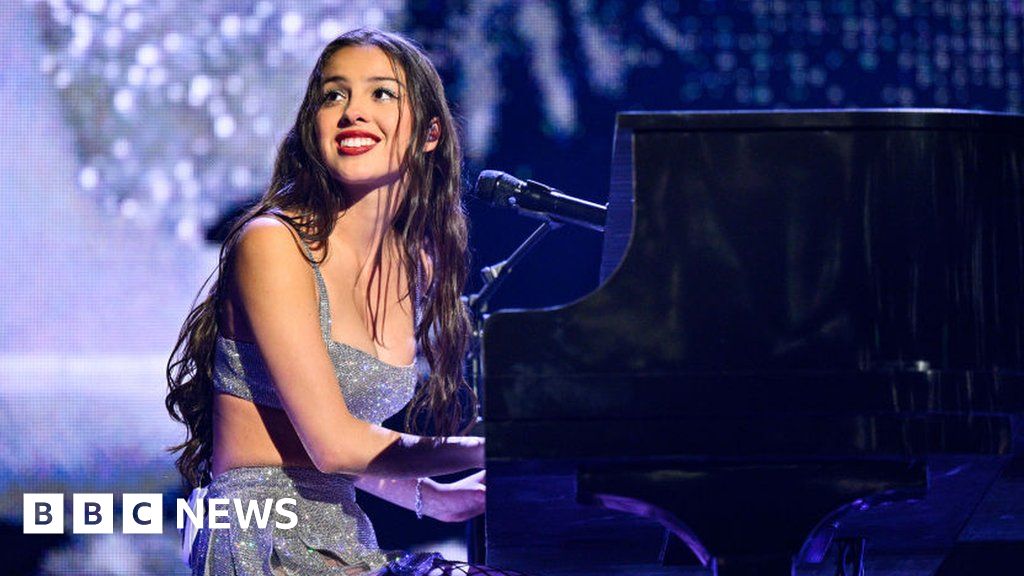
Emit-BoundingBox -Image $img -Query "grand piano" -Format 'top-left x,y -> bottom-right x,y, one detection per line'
480,110 -> 1024,575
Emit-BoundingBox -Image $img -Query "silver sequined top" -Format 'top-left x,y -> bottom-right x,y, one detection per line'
212,217 -> 420,425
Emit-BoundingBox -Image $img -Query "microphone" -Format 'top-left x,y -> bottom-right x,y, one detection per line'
472,170 -> 607,232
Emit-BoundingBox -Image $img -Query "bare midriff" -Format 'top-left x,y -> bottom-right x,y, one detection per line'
210,393 -> 316,477
210,276 -> 322,477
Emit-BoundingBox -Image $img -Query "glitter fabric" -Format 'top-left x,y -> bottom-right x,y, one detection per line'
213,335 -> 418,423
211,217 -> 419,422
190,466 -> 399,575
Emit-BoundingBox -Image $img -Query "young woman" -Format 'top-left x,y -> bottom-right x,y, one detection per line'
166,28 -> 523,576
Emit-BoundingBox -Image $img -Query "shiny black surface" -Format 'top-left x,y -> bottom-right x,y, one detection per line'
482,110 -> 1024,575
488,109 -> 1024,377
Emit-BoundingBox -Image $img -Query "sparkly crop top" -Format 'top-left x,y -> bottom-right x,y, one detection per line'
212,216 -> 420,425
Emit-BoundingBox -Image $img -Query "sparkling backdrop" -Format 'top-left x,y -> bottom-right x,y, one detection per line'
30,0 -> 407,245
28,0 -> 1024,249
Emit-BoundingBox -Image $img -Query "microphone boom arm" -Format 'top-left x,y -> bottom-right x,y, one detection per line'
514,180 -> 607,232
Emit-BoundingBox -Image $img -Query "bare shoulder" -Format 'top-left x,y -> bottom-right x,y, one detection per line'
235,213 -> 308,259
230,214 -> 315,301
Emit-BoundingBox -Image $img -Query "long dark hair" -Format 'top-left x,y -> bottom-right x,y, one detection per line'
165,28 -> 474,488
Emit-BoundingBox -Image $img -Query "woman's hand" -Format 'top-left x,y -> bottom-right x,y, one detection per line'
423,470 -> 486,522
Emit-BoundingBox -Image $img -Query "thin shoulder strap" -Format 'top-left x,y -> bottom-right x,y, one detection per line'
413,258 -> 425,331
262,211 -> 333,343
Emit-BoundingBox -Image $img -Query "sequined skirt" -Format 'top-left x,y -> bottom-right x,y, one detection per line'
190,466 -> 442,576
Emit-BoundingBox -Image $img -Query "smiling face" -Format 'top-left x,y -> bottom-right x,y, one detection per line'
315,45 -> 433,197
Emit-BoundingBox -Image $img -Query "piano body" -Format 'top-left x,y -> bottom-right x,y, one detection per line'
481,110 -> 1024,575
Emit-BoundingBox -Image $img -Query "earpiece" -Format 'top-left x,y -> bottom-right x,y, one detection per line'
426,123 -> 440,142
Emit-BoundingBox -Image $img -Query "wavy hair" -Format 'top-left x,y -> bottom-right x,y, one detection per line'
165,28 -> 474,488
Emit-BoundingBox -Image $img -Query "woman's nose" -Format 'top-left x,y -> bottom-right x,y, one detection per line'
340,96 -> 368,125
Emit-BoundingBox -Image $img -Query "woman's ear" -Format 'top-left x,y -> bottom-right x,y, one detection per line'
424,118 -> 441,152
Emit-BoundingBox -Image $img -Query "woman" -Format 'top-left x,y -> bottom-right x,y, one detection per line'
166,28 -> 521,575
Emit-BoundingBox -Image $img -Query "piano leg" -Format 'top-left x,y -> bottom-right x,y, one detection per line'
831,538 -> 866,576
578,461 -> 926,576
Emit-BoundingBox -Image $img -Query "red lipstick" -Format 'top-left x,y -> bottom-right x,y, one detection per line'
335,130 -> 380,156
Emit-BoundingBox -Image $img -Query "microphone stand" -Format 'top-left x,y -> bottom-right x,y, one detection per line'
462,220 -> 560,563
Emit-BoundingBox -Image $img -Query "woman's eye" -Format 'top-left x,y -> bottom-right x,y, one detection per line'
322,89 -> 346,104
374,87 -> 398,101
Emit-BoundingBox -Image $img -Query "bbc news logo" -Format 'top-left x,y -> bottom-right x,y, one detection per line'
23,493 -> 298,534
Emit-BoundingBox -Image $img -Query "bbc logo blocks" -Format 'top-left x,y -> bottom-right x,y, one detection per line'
23,494 -> 63,534
123,494 -> 164,534
72,494 -> 113,534
24,494 -> 163,535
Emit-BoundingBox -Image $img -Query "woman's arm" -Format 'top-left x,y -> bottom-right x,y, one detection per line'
232,217 -> 482,477
355,471 -> 486,522
362,433 -> 483,478
354,475 -> 435,514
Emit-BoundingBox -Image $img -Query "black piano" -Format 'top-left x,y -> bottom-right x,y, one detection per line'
481,110 -> 1024,575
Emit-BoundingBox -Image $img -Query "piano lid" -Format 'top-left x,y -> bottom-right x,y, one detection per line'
485,109 -> 1024,378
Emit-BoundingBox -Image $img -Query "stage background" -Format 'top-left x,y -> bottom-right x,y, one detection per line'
1,0 -> 1022,573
